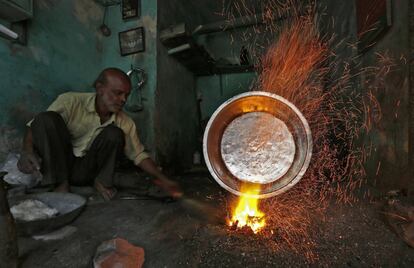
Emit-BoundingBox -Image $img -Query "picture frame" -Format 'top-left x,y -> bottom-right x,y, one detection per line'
122,0 -> 140,20
118,27 -> 145,56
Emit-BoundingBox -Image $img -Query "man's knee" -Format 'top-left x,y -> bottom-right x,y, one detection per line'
32,111 -> 64,129
99,125 -> 125,144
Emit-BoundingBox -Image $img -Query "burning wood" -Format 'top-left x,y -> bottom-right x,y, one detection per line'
228,185 -> 266,234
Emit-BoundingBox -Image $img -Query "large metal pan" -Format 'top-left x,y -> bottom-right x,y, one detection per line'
203,91 -> 312,198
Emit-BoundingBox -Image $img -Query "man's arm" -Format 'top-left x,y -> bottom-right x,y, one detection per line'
17,127 -> 41,174
137,158 -> 182,198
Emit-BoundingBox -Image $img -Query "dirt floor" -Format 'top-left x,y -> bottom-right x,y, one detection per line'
15,169 -> 414,267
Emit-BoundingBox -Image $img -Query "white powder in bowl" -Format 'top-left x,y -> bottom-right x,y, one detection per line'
11,199 -> 59,221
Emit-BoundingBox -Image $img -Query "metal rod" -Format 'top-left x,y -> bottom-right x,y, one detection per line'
0,24 -> 18,40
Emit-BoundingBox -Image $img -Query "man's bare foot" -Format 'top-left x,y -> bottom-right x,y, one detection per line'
94,181 -> 117,201
54,180 -> 69,192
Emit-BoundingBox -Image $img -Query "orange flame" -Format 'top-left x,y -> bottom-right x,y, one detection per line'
229,185 -> 265,234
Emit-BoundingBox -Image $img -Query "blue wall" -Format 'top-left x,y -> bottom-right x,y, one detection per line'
0,1 -> 104,125
197,72 -> 256,121
0,0 -> 158,161
0,0 -> 104,160
101,1 -> 158,154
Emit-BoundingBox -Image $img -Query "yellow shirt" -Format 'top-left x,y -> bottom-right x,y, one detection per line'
28,92 -> 149,165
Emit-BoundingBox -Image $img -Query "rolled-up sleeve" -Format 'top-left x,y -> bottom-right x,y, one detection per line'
123,119 -> 150,165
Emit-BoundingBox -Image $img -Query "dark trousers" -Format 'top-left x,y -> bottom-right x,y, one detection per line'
31,111 -> 125,187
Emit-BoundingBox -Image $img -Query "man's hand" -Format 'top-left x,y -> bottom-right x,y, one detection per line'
153,177 -> 183,199
137,158 -> 183,198
17,151 -> 41,174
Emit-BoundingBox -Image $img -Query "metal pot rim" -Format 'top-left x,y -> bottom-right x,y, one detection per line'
203,91 -> 313,198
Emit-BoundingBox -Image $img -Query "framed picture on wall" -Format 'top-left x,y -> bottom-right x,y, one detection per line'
122,0 -> 140,20
118,27 -> 145,56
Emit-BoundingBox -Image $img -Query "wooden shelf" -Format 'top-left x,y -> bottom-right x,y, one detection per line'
0,0 -> 33,22
162,25 -> 256,76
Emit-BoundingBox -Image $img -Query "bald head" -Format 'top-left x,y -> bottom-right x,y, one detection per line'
93,68 -> 131,89
94,68 -> 132,115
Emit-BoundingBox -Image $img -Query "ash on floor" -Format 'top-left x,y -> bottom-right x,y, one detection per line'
17,171 -> 414,267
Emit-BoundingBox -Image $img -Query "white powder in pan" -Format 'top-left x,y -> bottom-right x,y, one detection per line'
11,199 -> 59,221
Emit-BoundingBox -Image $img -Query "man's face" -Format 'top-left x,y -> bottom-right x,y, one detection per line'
96,73 -> 131,113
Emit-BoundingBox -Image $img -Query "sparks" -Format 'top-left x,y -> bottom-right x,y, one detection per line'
219,0 -> 393,261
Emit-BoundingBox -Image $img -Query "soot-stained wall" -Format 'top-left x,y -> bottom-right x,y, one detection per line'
156,0 -> 209,172
155,0 -> 259,171
320,0 -> 412,191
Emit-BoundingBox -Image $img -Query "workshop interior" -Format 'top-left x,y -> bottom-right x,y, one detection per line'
1,0 -> 414,267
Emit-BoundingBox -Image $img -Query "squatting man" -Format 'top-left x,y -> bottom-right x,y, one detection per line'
17,67 -> 181,200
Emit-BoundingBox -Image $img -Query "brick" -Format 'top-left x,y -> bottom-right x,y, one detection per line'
93,238 -> 145,268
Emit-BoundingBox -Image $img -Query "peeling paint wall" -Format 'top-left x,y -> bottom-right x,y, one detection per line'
0,0 -> 159,162
0,0 -> 103,161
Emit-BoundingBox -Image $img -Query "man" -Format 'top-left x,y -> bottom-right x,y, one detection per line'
17,67 -> 181,200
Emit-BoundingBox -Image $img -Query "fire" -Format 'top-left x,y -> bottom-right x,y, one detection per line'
217,0 -> 390,260
229,185 -> 265,234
